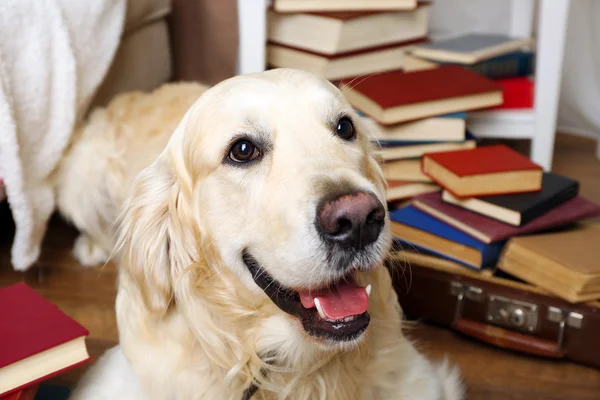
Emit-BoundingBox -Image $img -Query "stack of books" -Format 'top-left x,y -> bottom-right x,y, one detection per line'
387,144 -> 600,304
267,1 -> 429,80
405,33 -> 537,135
341,65 -> 503,203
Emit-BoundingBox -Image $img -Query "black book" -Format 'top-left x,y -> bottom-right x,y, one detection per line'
441,172 -> 579,226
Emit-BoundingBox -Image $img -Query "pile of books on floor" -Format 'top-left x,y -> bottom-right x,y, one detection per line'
405,32 -> 537,137
266,1 -> 538,205
388,143 -> 600,304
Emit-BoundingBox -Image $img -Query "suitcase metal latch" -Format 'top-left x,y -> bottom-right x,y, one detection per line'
486,295 -> 539,333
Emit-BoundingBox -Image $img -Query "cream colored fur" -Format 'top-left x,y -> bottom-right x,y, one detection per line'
65,69 -> 464,400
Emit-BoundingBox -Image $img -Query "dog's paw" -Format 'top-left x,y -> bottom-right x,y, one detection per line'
73,234 -> 109,267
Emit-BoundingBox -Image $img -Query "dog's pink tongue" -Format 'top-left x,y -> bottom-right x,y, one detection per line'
298,281 -> 368,320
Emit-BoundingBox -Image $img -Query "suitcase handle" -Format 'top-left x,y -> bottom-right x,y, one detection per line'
454,319 -> 565,358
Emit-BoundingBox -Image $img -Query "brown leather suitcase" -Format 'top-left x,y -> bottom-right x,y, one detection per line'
387,251 -> 600,370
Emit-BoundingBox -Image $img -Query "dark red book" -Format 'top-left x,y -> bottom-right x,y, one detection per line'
492,77 -> 534,109
413,187 -> 600,244
421,144 -> 543,198
340,65 -> 503,124
0,283 -> 90,397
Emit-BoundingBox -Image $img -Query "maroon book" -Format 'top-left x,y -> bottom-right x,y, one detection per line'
0,283 -> 90,397
412,191 -> 600,244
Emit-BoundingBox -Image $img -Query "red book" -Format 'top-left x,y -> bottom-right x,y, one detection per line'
421,144 -> 543,198
492,77 -> 534,109
340,65 -> 503,124
412,191 -> 600,244
0,283 -> 90,397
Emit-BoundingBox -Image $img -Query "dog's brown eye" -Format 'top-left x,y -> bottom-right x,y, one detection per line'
229,140 -> 261,163
335,117 -> 355,141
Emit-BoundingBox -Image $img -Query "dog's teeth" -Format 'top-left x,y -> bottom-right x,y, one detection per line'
366,284 -> 372,297
314,298 -> 327,320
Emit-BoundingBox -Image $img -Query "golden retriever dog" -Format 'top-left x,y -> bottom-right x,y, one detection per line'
67,69 -> 464,400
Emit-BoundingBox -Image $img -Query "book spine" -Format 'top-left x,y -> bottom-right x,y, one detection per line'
451,52 -> 536,80
480,241 -> 507,267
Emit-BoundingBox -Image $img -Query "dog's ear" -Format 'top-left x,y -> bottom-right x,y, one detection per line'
115,154 -> 197,315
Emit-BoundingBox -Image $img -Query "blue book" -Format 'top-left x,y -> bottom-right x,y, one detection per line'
376,130 -> 477,148
389,205 -> 505,269
440,51 -> 535,80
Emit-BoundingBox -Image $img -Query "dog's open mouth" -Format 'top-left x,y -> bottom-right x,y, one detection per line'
242,251 -> 371,342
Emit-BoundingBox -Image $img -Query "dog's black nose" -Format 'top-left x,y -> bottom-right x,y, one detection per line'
317,191 -> 385,250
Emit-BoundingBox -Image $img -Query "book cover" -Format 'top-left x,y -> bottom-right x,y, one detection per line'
416,33 -> 528,55
390,205 -> 505,268
340,65 -> 502,109
444,172 -> 581,225
422,144 -> 542,177
413,185 -> 599,244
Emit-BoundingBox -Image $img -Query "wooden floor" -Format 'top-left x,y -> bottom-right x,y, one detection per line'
1,133 -> 600,398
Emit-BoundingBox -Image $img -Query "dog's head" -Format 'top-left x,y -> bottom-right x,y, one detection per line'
117,69 -> 392,347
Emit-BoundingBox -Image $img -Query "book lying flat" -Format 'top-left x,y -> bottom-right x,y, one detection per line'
421,144 -> 543,198
267,5 -> 430,55
386,181 -> 439,202
364,112 -> 466,143
375,130 -> 477,162
390,205 -> 505,269
498,223 -> 600,303
267,38 -> 425,80
411,33 -> 533,64
340,65 -> 503,124
272,0 -> 418,12
413,190 -> 600,244
441,172 -> 581,226
382,158 -> 433,182
0,283 -> 90,397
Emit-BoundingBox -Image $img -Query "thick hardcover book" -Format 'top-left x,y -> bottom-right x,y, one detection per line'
440,51 -> 535,80
0,283 -> 90,397
441,172 -> 581,226
421,144 -> 543,198
340,65 -> 503,124
366,112 -> 467,144
498,223 -> 600,303
413,188 -> 599,243
390,205 -> 505,269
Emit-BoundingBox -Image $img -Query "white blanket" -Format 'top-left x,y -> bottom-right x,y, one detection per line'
0,0 -> 126,270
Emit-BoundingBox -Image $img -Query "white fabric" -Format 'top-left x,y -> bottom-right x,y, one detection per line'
427,0 -> 600,140
557,0 -> 600,139
0,0 -> 126,270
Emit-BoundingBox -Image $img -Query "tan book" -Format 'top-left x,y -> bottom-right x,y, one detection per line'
267,5 -> 430,56
402,54 -> 438,72
381,159 -> 432,182
267,39 -> 424,80
498,223 -> 600,303
386,181 -> 439,202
